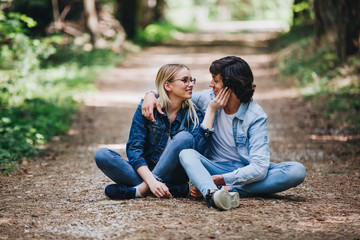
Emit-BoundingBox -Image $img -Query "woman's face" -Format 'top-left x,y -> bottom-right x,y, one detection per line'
166,68 -> 194,101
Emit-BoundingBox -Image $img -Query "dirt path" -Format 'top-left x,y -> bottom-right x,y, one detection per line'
1,27 -> 360,239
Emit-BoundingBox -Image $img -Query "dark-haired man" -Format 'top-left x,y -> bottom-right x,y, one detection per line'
142,56 -> 306,210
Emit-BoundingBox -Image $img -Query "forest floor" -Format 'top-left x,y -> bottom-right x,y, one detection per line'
1,23 -> 360,240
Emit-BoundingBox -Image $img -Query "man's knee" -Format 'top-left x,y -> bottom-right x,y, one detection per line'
179,149 -> 198,166
290,162 -> 306,186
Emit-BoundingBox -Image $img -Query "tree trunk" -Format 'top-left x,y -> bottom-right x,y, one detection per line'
117,0 -> 138,39
84,0 -> 99,47
314,0 -> 336,39
314,0 -> 360,62
154,0 -> 166,22
51,0 -> 61,32
336,0 -> 360,61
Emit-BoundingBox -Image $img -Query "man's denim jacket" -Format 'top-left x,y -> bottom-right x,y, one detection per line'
127,100 -> 212,171
192,89 -> 270,185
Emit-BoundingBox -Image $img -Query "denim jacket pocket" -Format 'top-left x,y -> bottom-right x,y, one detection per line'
235,135 -> 249,156
147,123 -> 166,145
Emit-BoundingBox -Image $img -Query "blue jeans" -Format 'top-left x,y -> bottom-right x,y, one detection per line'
95,131 -> 193,186
179,149 -> 306,197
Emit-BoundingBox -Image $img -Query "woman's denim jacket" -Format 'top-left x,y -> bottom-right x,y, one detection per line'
192,89 -> 270,185
126,100 -> 213,171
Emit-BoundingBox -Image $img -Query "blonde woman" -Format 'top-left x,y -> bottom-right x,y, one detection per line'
95,64 -> 230,199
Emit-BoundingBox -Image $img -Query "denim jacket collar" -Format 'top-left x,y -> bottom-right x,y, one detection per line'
234,100 -> 251,121
211,90 -> 251,121
160,106 -> 187,124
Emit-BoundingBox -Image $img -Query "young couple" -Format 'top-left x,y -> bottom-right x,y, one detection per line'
95,56 -> 306,211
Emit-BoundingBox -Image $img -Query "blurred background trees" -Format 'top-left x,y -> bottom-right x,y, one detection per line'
1,0 -> 358,60
0,0 -> 359,174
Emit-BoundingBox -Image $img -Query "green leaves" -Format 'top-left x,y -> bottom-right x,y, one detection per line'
0,97 -> 77,174
277,27 -> 360,131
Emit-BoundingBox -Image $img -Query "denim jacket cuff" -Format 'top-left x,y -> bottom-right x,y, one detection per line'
131,158 -> 148,170
146,89 -> 159,98
222,172 -> 237,185
199,123 -> 214,136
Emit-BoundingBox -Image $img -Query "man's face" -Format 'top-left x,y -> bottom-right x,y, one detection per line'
209,73 -> 224,97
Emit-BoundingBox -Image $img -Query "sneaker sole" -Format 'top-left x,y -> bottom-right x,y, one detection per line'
213,190 -> 240,210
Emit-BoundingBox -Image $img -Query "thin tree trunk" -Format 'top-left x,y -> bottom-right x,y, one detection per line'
51,0 -> 61,32
84,0 -> 99,47
154,0 -> 166,22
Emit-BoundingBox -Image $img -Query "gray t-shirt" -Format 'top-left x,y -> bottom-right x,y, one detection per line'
208,109 -> 240,162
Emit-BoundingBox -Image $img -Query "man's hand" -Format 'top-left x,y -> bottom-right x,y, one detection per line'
190,185 -> 203,198
212,175 -> 225,186
141,92 -> 164,122
190,175 -> 225,198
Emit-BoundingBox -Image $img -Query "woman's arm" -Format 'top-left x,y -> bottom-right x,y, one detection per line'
136,166 -> 172,198
126,101 -> 151,170
201,88 -> 231,129
127,101 -> 172,198
191,88 -> 231,154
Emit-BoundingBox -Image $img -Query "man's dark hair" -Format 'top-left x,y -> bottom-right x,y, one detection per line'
209,56 -> 256,103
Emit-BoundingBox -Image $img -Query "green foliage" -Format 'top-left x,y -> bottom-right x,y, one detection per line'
0,12 -> 123,174
0,98 -> 77,175
0,10 -> 37,37
228,0 -> 293,22
0,11 -> 57,73
165,0 -> 294,26
277,27 -> 360,131
135,21 -> 194,45
292,0 -> 315,26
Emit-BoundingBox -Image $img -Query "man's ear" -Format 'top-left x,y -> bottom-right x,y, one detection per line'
164,81 -> 172,92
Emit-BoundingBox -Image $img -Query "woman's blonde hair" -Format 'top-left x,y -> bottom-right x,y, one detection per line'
155,63 -> 199,129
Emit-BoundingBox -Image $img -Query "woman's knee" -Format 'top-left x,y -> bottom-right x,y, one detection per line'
172,131 -> 193,148
94,148 -> 110,168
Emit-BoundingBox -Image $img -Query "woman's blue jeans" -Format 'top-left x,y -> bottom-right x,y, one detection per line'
180,149 -> 306,197
95,131 -> 193,186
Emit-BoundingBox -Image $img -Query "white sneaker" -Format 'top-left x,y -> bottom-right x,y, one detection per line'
206,189 -> 240,210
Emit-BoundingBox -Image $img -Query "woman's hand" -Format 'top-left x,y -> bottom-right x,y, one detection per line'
148,179 -> 172,198
141,92 -> 164,122
201,87 -> 232,129
208,87 -> 232,112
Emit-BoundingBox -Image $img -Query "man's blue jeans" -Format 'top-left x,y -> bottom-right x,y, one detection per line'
95,131 -> 193,186
180,149 -> 306,197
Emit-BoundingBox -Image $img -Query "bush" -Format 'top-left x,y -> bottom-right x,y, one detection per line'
0,12 -> 124,174
277,26 -> 360,132
135,21 -> 195,45
0,98 -> 77,175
